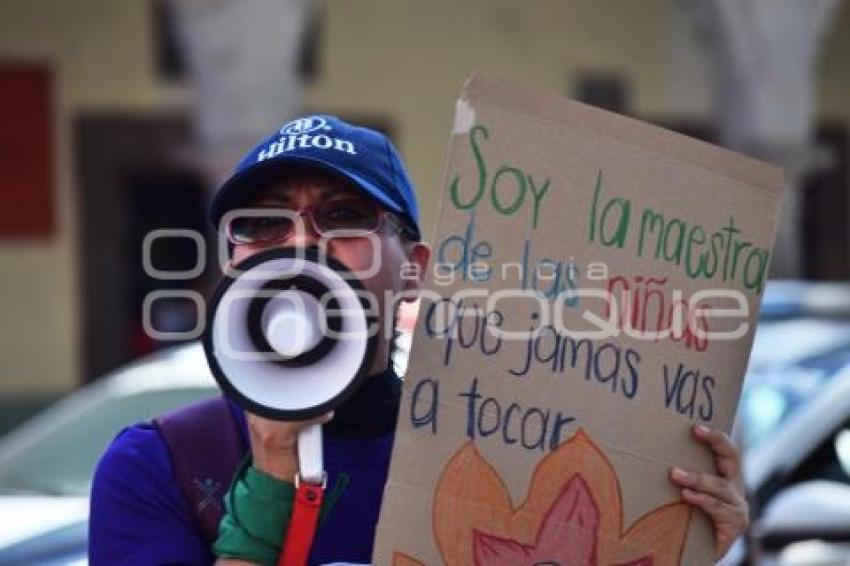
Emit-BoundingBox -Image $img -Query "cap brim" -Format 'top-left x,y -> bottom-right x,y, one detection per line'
209,155 -> 417,238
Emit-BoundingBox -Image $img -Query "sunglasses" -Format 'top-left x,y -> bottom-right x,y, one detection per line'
226,197 -> 413,244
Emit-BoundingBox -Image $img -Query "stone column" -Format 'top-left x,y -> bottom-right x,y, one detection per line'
170,0 -> 315,185
682,0 -> 841,277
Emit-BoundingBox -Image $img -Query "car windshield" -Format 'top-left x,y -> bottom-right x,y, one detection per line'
0,386 -> 216,496
738,318 -> 850,450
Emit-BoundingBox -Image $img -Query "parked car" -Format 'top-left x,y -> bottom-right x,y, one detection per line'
721,281 -> 850,565
0,343 -> 218,564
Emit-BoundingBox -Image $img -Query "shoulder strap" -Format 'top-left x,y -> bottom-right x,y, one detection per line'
154,396 -> 247,546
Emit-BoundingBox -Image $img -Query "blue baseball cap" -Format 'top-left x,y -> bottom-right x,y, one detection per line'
208,114 -> 421,240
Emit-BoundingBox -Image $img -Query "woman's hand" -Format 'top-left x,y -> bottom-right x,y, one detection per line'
669,424 -> 749,559
246,411 -> 334,482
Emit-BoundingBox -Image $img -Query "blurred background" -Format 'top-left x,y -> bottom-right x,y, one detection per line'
0,0 -> 848,564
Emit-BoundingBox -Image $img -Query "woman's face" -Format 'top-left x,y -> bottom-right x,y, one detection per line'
229,169 -> 430,375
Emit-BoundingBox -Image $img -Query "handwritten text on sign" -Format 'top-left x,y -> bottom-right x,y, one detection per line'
375,74 -> 783,566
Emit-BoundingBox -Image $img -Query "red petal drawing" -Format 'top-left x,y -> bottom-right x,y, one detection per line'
473,475 -> 602,565
473,532 -> 535,565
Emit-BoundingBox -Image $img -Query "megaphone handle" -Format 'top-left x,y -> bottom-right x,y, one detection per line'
279,423 -> 325,566
297,423 -> 324,485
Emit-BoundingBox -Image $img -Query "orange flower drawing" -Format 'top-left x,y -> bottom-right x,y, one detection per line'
393,429 -> 691,566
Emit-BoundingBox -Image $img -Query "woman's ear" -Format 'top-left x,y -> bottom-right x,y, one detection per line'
400,242 -> 431,302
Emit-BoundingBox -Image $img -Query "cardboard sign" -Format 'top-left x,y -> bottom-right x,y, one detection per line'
374,73 -> 783,565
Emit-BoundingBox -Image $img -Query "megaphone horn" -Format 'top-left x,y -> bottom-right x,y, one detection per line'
203,247 -> 378,485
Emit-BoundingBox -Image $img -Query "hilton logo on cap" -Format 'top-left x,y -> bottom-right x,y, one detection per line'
279,117 -> 330,135
258,116 -> 357,161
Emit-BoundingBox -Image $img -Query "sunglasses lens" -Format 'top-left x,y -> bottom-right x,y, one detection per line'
228,216 -> 293,243
315,199 -> 381,233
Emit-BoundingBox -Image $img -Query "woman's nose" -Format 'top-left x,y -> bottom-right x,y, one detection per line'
282,211 -> 323,249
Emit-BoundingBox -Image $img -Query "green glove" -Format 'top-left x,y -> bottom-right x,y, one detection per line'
213,458 -> 348,565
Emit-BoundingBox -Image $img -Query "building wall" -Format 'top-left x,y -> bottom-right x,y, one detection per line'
0,0 -> 847,402
820,2 -> 850,119
304,0 -> 675,236
0,0 -> 184,399
306,0 -> 850,237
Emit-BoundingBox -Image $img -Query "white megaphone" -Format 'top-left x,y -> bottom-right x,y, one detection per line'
203,247 -> 377,485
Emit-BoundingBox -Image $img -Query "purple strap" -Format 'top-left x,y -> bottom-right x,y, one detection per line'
154,396 -> 247,545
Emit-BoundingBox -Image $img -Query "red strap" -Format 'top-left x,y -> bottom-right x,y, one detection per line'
278,481 -> 324,566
